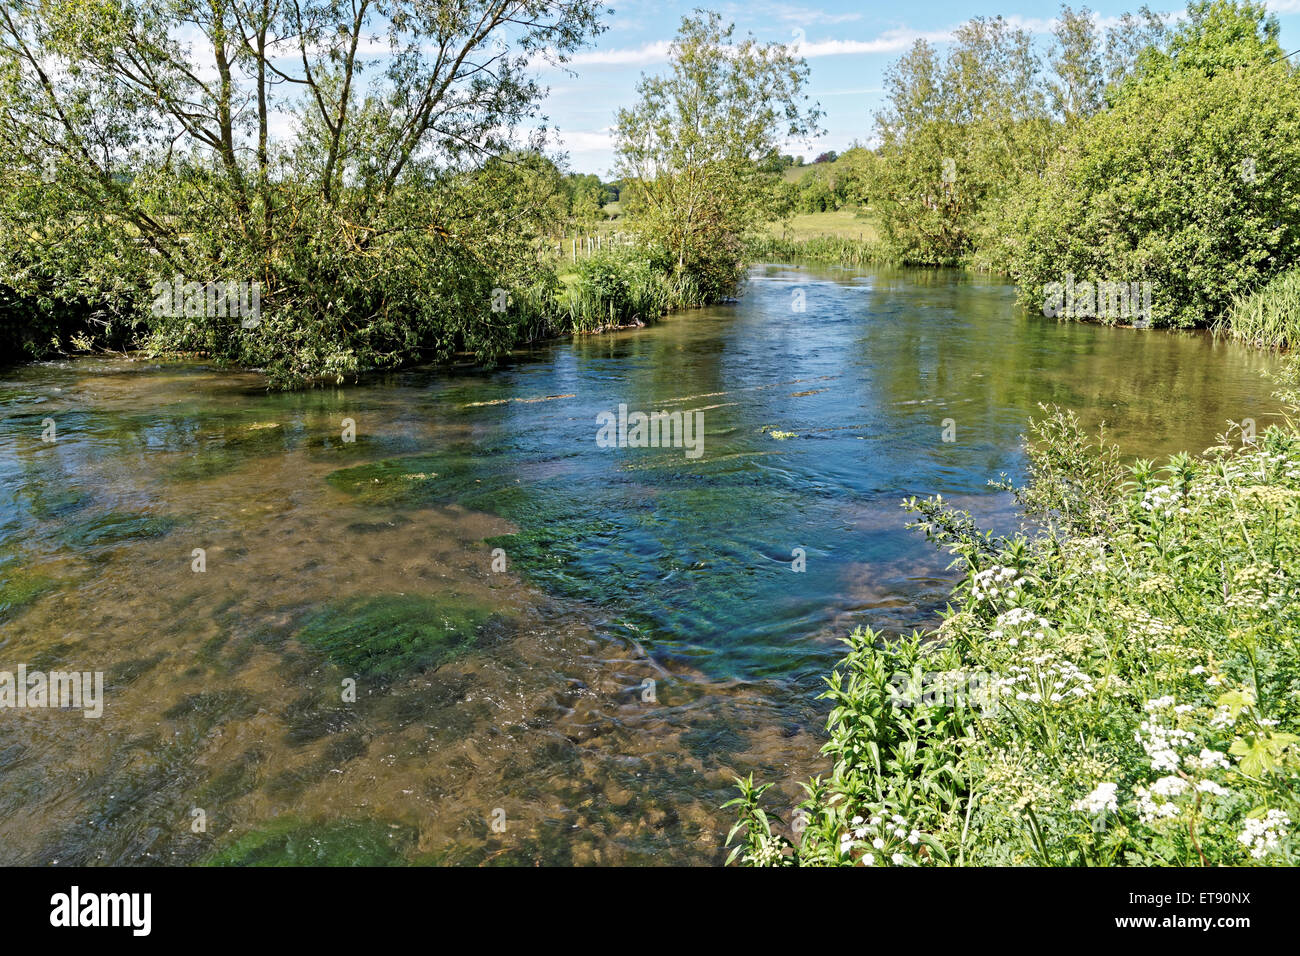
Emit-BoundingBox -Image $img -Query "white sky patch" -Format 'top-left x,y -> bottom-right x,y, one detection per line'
793,30 -> 955,57
567,24 -> 957,68
568,40 -> 672,66
559,129 -> 617,152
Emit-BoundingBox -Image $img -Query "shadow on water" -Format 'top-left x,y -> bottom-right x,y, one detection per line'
0,263 -> 1283,864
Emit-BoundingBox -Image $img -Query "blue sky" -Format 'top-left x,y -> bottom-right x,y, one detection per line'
537,0 -> 1300,176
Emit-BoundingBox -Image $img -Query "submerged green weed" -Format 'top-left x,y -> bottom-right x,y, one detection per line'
296,594 -> 498,680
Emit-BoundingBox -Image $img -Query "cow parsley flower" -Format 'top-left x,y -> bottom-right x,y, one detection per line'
1072,782 -> 1119,815
1239,810 -> 1290,860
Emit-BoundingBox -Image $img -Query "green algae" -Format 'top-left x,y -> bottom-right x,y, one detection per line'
167,418 -> 298,482
322,449 -> 773,674
324,452 -> 480,506
203,817 -> 417,867
0,565 -> 61,620
60,511 -> 179,548
24,483 -> 93,520
295,594 -> 501,680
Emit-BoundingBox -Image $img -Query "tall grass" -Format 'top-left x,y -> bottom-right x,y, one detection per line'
1220,267 -> 1300,349
560,248 -> 705,333
745,234 -> 891,267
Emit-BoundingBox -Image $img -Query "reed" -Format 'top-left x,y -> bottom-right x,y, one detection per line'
1222,267 -> 1300,350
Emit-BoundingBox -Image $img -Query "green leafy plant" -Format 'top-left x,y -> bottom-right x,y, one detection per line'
733,400 -> 1300,866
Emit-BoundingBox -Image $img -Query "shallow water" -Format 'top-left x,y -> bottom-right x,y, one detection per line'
0,263 -> 1283,865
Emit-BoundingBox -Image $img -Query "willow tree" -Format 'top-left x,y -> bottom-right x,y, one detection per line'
871,7 -> 1167,267
613,11 -> 821,301
870,16 -> 1050,266
0,0 -> 604,383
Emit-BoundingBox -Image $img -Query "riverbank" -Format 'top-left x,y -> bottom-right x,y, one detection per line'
730,394 -> 1300,866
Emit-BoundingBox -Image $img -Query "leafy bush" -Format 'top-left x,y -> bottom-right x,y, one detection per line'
140,171 -> 564,388
731,406 -> 1300,866
986,9 -> 1300,327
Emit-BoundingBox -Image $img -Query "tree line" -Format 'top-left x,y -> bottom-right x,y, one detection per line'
0,2 -> 818,385
861,1 -> 1300,338
5,1 -> 1294,386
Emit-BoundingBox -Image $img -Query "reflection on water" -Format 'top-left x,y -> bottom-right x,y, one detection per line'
0,263 -> 1283,865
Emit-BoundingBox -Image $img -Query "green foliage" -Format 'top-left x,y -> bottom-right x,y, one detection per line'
869,5 -> 1166,266
726,631 -> 970,866
563,247 -> 701,332
775,150 -> 875,215
0,1 -> 605,386
1222,266 -> 1300,349
989,58 -> 1300,328
1125,0 -> 1282,88
614,12 -> 821,302
868,17 -> 1057,265
745,235 -> 890,267
295,594 -> 498,680
1000,405 -> 1128,538
733,407 -> 1300,866
563,171 -> 613,227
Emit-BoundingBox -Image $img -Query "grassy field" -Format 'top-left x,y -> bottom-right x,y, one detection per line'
766,209 -> 880,242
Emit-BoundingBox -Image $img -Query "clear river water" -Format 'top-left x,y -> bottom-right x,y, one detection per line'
0,262 -> 1284,865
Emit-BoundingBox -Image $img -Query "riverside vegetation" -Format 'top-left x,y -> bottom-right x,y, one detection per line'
4,2 -> 1299,374
728,374 -> 1300,866
0,4 -> 816,386
756,2 -> 1300,347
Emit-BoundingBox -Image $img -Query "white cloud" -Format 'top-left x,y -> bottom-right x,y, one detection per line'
1001,15 -> 1058,35
568,41 -> 672,66
564,24 -> 959,68
793,30 -> 955,57
556,129 -> 616,152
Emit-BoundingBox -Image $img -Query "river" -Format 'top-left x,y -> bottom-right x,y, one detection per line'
0,262 -> 1283,865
